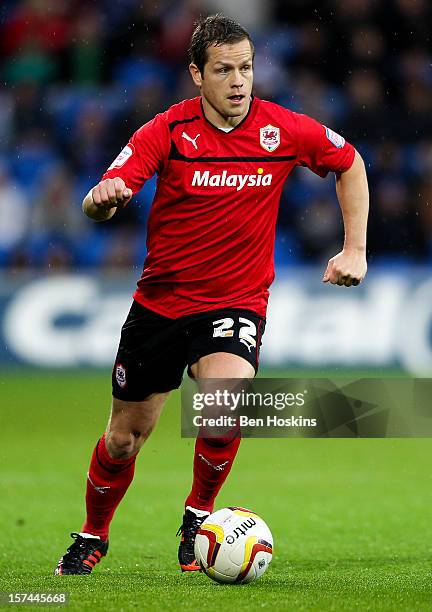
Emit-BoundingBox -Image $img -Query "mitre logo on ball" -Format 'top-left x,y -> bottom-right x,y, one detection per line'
260,125 -> 280,152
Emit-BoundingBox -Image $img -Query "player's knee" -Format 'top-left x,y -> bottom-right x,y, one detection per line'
106,430 -> 141,459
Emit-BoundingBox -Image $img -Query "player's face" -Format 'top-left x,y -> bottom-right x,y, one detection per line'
189,39 -> 254,126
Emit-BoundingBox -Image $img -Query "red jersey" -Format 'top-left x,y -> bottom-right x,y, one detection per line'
102,96 -> 355,318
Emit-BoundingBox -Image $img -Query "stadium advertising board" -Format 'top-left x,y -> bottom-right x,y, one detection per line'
0,269 -> 431,373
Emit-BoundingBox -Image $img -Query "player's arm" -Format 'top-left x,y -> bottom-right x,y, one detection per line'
295,113 -> 369,287
323,150 -> 369,286
83,113 -> 170,222
82,178 -> 133,222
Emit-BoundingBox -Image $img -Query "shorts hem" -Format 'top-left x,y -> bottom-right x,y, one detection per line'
112,381 -> 183,402
187,349 -> 259,379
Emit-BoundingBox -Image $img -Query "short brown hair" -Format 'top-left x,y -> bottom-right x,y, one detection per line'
189,14 -> 254,75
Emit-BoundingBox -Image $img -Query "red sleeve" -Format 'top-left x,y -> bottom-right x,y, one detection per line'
296,113 -> 355,178
101,113 -> 170,194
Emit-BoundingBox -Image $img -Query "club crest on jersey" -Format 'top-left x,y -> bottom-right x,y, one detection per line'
260,124 -> 280,152
115,364 -> 127,388
108,144 -> 135,170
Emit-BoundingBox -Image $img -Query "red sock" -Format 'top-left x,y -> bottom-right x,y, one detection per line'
185,435 -> 241,513
82,433 -> 136,540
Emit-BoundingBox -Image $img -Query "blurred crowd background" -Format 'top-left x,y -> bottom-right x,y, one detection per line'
1,0 -> 431,273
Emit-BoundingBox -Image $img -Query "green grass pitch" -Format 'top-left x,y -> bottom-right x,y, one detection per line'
1,371 -> 431,611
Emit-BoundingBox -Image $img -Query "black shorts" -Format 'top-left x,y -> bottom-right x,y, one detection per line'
112,300 -> 266,401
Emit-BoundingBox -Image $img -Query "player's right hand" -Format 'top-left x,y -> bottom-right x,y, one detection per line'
91,178 -> 133,210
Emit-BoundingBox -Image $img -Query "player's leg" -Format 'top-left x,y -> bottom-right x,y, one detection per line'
82,394 -> 168,537
186,352 -> 254,510
55,393 -> 168,575
178,353 -> 254,570
178,309 -> 265,571
55,300 -> 188,575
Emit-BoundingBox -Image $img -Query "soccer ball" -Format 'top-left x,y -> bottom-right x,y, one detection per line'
194,507 -> 273,584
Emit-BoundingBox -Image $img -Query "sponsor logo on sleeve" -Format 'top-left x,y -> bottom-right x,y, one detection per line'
260,124 -> 280,152
324,127 -> 345,148
108,144 -> 135,170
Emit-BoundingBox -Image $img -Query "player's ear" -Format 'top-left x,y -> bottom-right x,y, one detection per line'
189,63 -> 203,87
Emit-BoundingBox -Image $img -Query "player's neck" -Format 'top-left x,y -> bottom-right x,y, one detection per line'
201,96 -> 251,129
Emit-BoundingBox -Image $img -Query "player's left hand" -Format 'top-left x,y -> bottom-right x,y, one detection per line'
322,248 -> 367,287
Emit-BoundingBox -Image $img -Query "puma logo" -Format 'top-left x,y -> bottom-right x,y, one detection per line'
198,454 -> 229,472
87,473 -> 110,494
182,131 -> 201,150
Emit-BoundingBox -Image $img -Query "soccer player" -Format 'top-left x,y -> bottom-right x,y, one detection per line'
55,15 -> 368,575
